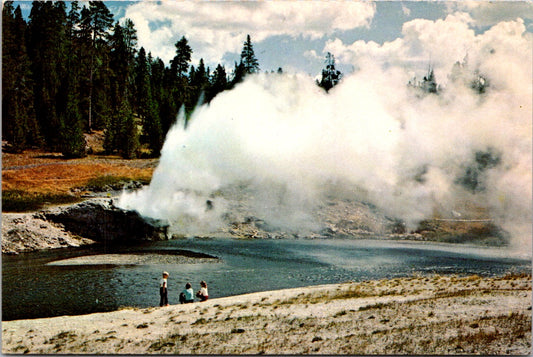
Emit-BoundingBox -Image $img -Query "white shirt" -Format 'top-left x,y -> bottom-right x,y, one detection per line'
160,278 -> 168,288
200,286 -> 208,296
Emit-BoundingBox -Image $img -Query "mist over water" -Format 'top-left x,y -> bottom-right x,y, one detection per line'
119,18 -> 532,255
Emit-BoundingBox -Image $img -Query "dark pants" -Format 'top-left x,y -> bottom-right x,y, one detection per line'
160,287 -> 168,306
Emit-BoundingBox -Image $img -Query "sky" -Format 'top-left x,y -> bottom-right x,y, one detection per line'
14,1 -> 533,77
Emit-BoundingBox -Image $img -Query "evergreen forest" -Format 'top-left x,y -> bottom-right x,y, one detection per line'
3,1 -> 317,159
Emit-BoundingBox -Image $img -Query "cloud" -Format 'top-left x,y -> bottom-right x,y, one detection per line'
324,12 -> 532,85
303,49 -> 320,60
446,1 -> 533,27
123,1 -> 376,65
401,3 -> 411,17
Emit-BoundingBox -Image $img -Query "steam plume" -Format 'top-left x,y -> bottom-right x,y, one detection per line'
119,18 -> 531,254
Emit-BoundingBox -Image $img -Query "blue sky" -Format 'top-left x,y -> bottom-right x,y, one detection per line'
14,1 -> 533,77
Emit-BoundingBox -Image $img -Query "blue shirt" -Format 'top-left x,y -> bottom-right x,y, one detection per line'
183,288 -> 194,301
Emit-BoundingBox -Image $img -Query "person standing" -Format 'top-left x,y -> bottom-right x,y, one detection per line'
179,282 -> 194,304
160,271 -> 169,306
196,280 -> 209,302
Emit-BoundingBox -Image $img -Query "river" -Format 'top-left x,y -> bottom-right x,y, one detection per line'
2,238 -> 530,321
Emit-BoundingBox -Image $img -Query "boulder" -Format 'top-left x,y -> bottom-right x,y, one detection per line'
45,199 -> 169,244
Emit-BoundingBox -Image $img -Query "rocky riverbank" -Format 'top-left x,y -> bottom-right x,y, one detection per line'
2,198 -> 169,254
2,274 -> 531,354
1,211 -> 96,254
195,187 -> 508,246
2,191 -> 509,255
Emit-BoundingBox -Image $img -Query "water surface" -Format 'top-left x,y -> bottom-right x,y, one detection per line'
3,238 -> 530,321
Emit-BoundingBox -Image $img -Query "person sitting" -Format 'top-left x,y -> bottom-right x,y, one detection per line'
179,282 -> 194,304
196,280 -> 209,302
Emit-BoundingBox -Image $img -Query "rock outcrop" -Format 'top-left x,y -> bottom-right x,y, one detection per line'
44,199 -> 169,244
2,198 -> 170,254
2,213 -> 96,254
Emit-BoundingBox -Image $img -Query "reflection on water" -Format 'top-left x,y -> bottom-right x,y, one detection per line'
2,238 -> 530,321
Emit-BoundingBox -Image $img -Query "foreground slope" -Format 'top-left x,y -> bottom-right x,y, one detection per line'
3,274 -> 530,354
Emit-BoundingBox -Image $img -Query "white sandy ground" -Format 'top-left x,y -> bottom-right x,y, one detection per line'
2,274 -> 531,355
46,253 -> 219,266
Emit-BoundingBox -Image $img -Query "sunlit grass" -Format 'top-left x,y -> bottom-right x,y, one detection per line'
2,150 -> 155,212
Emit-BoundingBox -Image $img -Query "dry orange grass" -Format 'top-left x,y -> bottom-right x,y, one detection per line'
3,151 -> 65,168
2,150 -> 156,195
3,164 -> 153,194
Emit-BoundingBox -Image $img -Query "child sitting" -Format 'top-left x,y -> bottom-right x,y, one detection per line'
196,281 -> 209,301
179,282 -> 194,304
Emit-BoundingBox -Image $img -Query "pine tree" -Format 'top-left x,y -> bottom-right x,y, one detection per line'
135,47 -> 162,156
229,35 -> 259,87
149,55 -> 165,108
171,36 -> 192,78
230,61 -> 246,88
2,2 -> 41,152
120,99 -> 140,159
188,58 -> 209,110
193,59 -> 209,90
109,20 -> 137,101
188,65 -> 196,85
149,55 -> 169,137
317,52 -> 342,92
421,67 -> 438,94
105,20 -> 139,158
79,1 -> 114,131
240,34 -> 259,74
165,35 -> 193,129
28,1 -> 69,151
160,67 -> 179,135
143,100 -> 163,156
134,47 -> 149,114
207,64 -> 228,102
60,1 -> 87,158
60,93 -> 87,158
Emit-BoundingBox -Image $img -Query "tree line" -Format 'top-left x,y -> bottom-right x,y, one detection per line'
2,1 -> 268,158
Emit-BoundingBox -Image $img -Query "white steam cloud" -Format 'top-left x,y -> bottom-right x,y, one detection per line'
119,17 -> 531,254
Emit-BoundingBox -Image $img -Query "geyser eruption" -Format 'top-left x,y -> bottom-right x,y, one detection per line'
119,18 -> 531,254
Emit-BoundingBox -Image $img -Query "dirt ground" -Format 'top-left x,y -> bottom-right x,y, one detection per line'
2,274 -> 531,355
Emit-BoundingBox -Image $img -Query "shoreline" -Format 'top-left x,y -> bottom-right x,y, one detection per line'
3,274 -> 531,354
